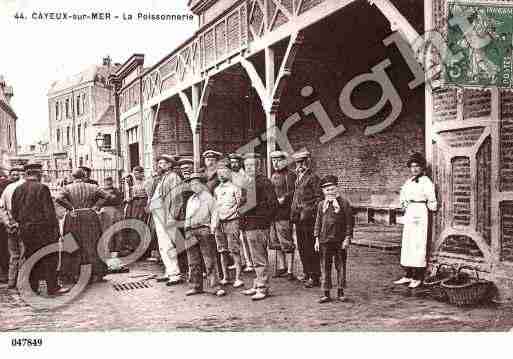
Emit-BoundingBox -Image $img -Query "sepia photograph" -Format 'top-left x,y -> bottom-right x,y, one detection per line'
1,0 -> 513,353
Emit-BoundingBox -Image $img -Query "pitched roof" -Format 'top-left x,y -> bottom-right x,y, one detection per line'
48,64 -> 119,95
93,105 -> 115,126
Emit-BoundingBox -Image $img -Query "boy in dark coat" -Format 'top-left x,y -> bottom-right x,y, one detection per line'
314,175 -> 353,303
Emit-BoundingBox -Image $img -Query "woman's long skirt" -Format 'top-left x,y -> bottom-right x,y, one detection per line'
61,208 -> 107,281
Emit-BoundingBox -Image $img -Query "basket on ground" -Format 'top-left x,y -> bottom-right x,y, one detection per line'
440,265 -> 493,306
423,263 -> 455,301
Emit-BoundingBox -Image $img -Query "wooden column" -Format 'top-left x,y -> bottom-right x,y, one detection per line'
265,46 -> 276,178
241,32 -> 303,177
178,78 -> 212,172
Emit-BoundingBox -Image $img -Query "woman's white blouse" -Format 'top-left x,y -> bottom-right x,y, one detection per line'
399,175 -> 437,211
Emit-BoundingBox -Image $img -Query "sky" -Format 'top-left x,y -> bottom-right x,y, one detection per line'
0,0 -> 197,145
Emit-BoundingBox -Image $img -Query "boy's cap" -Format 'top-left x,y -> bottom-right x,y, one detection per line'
320,175 -> 338,188
24,162 -> 43,171
292,150 -> 311,161
156,154 -> 177,164
178,157 -> 194,166
270,150 -> 288,159
184,172 -> 206,183
228,153 -> 243,161
10,166 -> 25,172
202,150 -> 223,159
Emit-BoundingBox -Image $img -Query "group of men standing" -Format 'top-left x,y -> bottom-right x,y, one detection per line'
0,163 -> 145,294
0,146 -> 351,304
148,148 -> 333,301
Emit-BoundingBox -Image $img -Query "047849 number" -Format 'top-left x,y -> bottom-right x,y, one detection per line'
11,338 -> 43,347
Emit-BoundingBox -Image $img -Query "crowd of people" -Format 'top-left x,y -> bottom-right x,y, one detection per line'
0,149 -> 437,304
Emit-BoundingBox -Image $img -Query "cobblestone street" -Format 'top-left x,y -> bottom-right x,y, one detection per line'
2,245 -> 513,332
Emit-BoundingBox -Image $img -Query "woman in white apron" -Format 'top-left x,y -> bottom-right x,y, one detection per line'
394,152 -> 437,288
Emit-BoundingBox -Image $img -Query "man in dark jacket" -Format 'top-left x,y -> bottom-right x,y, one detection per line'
290,150 -> 322,288
270,151 -> 297,280
240,153 -> 278,301
11,163 -> 66,295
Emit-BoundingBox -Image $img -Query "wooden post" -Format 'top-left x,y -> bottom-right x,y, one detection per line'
178,79 -> 212,172
265,46 -> 276,177
241,33 -> 303,177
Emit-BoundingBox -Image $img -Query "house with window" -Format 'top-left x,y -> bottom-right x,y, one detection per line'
47,56 -> 120,171
0,75 -> 18,169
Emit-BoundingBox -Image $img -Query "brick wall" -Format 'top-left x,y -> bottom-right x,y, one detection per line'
276,59 -> 425,206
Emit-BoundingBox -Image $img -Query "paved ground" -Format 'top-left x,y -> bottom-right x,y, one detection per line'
1,244 -> 512,332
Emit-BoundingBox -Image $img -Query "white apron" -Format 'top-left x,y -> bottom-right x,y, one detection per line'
399,176 -> 437,268
400,202 -> 428,267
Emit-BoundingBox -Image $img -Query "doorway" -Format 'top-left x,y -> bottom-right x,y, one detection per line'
129,143 -> 140,170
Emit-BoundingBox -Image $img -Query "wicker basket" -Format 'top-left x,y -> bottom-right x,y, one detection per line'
440,265 -> 493,306
423,263 -> 456,301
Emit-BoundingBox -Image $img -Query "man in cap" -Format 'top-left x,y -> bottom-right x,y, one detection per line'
176,156 -> 196,275
202,150 -> 222,194
291,150 -> 322,288
240,153 -> 278,300
0,166 -> 26,288
269,150 -> 297,280
10,163 -> 67,295
98,177 -> 123,253
148,154 -> 185,285
184,172 -> 226,297
211,158 -> 245,287
122,166 -> 151,256
78,166 -> 99,186
56,168 -> 114,283
228,153 -> 249,189
228,153 -> 253,273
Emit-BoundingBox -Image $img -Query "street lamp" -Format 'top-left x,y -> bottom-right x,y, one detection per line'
95,132 -> 106,151
95,132 -> 119,155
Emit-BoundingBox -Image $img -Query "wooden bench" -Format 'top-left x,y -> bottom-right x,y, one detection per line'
353,205 -> 404,226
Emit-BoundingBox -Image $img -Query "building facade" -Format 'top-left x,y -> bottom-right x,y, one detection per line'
0,75 -> 18,169
16,141 -> 51,170
47,57 -> 120,171
111,0 -> 513,298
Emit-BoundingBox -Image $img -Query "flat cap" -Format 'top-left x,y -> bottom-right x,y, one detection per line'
184,172 -> 206,183
270,150 -> 288,159
320,175 -> 338,188
292,150 -> 311,161
9,166 -> 25,172
202,150 -> 222,159
228,153 -> 243,161
156,154 -> 177,164
24,162 -> 43,171
178,157 -> 194,166
132,166 -> 144,173
78,165 -> 91,172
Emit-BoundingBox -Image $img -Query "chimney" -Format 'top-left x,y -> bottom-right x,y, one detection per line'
103,55 -> 111,66
4,86 -> 13,103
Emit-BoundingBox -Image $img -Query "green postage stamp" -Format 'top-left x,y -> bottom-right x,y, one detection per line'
445,2 -> 513,88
